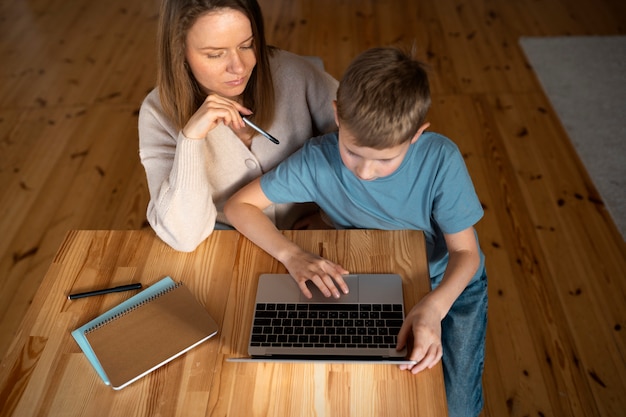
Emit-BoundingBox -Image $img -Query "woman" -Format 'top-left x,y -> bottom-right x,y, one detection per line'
139,0 -> 339,251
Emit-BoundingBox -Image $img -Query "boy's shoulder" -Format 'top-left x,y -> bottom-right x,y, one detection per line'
304,132 -> 339,150
418,131 -> 460,150
409,131 -> 465,168
290,132 -> 340,167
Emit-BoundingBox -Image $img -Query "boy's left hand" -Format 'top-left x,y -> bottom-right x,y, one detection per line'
395,297 -> 443,374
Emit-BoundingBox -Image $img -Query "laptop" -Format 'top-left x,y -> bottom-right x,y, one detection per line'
234,273 -> 415,364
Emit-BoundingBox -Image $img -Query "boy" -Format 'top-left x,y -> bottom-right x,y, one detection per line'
224,46 -> 487,417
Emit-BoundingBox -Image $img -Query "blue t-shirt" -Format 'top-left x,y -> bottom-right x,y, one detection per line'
260,131 -> 485,280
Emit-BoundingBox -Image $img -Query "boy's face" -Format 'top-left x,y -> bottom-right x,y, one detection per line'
337,125 -> 415,181
333,101 -> 429,181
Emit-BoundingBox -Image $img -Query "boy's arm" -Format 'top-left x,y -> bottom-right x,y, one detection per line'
224,178 -> 349,298
396,226 -> 480,374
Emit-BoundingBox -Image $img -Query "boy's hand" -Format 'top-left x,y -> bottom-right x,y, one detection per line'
395,297 -> 443,374
283,249 -> 350,299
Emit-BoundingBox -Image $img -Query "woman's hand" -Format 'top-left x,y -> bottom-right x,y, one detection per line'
182,93 -> 252,139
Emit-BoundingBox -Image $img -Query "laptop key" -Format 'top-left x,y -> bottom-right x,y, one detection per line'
381,311 -> 403,319
308,304 -> 358,311
251,334 -> 266,343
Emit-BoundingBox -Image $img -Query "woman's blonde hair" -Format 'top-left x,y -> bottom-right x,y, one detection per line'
336,46 -> 431,149
157,0 -> 275,130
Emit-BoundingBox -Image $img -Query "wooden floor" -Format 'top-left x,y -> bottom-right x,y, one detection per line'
0,0 -> 624,416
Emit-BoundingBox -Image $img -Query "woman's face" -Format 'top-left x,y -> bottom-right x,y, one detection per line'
185,9 -> 257,99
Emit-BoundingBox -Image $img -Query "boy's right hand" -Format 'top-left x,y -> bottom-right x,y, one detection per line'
283,249 -> 350,299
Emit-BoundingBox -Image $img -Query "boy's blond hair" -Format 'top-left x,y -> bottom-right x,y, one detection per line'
336,47 -> 431,149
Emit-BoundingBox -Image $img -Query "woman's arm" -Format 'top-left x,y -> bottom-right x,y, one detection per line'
139,91 -> 250,252
139,106 -> 216,251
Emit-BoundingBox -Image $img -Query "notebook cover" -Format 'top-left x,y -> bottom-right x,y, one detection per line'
71,276 -> 178,385
73,278 -> 219,389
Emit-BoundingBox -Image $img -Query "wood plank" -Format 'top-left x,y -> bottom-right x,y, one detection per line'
1,0 -> 625,416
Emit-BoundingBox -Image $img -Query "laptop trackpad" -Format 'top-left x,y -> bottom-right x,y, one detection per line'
300,275 -> 360,303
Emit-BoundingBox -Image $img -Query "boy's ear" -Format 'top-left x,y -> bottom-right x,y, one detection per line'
410,122 -> 431,144
332,100 -> 340,128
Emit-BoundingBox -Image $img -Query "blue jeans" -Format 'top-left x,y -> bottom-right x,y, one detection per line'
432,267 -> 488,417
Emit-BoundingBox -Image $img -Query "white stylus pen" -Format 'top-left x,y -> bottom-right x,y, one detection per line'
242,116 -> 280,145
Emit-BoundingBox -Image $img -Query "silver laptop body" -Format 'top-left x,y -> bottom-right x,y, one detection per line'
248,273 -> 409,361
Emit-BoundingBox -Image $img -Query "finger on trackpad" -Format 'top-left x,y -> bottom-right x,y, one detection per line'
300,275 -> 360,303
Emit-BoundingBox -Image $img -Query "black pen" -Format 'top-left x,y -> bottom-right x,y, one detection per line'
68,283 -> 143,300
242,116 -> 280,145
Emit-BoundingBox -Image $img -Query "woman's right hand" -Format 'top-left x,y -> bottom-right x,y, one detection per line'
182,93 -> 252,139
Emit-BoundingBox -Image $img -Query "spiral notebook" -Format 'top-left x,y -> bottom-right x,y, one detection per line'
71,277 -> 219,390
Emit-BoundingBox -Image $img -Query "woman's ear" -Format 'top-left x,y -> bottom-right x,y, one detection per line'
410,122 -> 431,144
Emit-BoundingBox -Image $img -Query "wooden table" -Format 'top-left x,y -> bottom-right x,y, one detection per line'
0,229 -> 448,417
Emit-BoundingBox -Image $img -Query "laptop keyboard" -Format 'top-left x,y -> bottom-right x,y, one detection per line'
251,303 -> 404,349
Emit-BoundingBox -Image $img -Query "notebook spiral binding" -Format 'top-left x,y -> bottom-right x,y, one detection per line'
84,282 -> 182,334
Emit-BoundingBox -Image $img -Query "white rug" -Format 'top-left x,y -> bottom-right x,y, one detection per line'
520,36 -> 626,239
